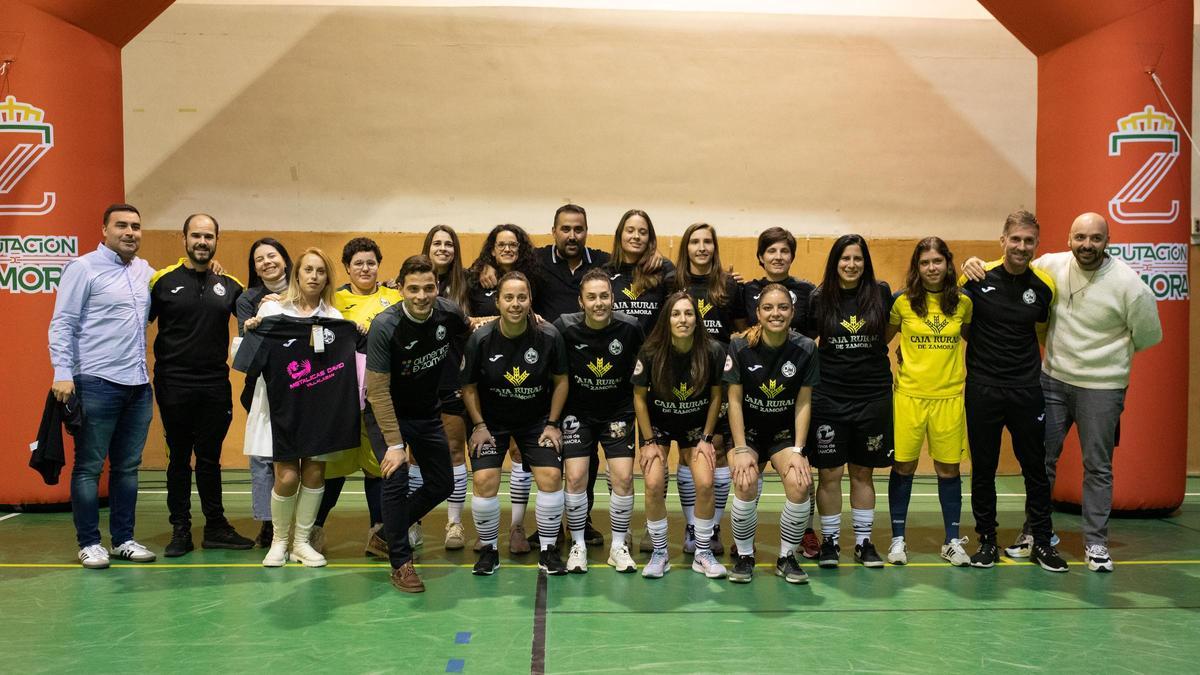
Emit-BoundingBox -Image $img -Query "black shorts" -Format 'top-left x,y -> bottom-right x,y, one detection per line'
561,412 -> 635,461
806,392 -> 894,470
713,401 -> 732,440
438,388 -> 467,418
747,425 -> 795,463
471,418 -> 561,471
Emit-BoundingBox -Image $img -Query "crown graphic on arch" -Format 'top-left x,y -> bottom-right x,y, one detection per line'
1115,105 -> 1175,133
0,96 -> 46,125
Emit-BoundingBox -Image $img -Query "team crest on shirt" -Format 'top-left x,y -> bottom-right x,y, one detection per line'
782,360 -> 796,378
633,359 -> 644,376
504,366 -> 530,386
524,348 -> 539,364
840,315 -> 866,333
380,298 -> 391,307
587,357 -> 613,377
609,339 -> 623,355
436,325 -> 446,341
322,328 -> 336,344
213,283 -> 226,297
1022,289 -> 1036,305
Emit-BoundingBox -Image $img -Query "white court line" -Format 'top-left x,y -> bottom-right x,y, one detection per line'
137,490 -> 1197,499
0,513 -> 21,523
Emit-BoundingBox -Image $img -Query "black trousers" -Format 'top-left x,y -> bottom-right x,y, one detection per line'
381,416 -> 454,568
965,381 -> 1053,544
155,381 -> 233,529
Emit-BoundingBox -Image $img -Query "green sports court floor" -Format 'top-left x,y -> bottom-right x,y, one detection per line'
2,472 -> 1198,674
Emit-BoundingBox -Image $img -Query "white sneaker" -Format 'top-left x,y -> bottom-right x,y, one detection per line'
444,522 -> 466,550
111,539 -> 156,563
691,549 -> 728,579
642,549 -> 671,578
1004,532 -> 1033,558
941,537 -> 971,567
887,537 -> 908,565
289,541 -> 328,568
78,544 -> 110,569
607,544 -> 637,573
1085,544 -> 1114,573
263,541 -> 289,567
408,523 -> 424,549
567,541 -> 588,574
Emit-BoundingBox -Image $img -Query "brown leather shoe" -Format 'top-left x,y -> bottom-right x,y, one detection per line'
509,524 -> 531,554
390,561 -> 425,593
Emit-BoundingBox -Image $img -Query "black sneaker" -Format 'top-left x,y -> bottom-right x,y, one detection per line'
709,524 -> 725,556
775,553 -> 810,584
583,519 -> 604,548
729,554 -> 755,583
473,545 -> 500,576
1031,543 -> 1068,573
255,521 -> 273,549
202,525 -> 255,550
818,538 -> 840,568
970,537 -> 1000,568
539,545 -> 568,576
854,539 -> 884,568
164,527 -> 193,558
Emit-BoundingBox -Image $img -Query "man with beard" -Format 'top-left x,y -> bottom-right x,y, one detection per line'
150,213 -> 255,556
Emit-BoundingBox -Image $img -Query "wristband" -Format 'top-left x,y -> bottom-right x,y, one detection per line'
791,445 -> 807,457
639,436 -> 661,448
700,434 -> 714,444
546,419 -> 561,430
733,446 -> 754,455
387,443 -> 406,452
472,422 -> 487,431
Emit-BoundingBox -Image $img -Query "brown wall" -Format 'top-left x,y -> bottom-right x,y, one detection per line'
135,230 -> 1200,475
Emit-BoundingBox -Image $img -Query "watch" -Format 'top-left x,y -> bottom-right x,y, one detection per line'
700,434 -> 714,444
387,443 -> 407,452
792,445 -> 807,457
546,419 -> 561,429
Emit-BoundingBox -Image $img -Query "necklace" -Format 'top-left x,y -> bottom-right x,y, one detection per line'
1066,258 -> 1101,308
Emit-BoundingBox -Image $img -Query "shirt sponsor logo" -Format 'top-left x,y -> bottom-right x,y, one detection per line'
697,297 -> 715,318
283,339 -> 297,347
170,286 -> 184,294
760,379 -> 786,399
622,285 -> 642,300
980,286 -> 996,294
1106,242 -> 1189,301
488,354 -> 503,362
504,366 -> 530,386
0,234 -> 77,293
287,360 -> 312,380
586,357 -> 613,378
0,96 -> 56,217
404,339 -> 418,350
923,314 -> 949,334
840,314 -> 866,333
672,381 -> 696,401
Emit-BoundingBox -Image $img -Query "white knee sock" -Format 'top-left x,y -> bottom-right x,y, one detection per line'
676,465 -> 696,525
780,499 -> 812,556
609,493 -> 634,547
471,495 -> 501,549
509,462 -> 531,526
565,491 -> 588,544
447,464 -> 468,524
535,490 -> 565,550
730,497 -> 758,556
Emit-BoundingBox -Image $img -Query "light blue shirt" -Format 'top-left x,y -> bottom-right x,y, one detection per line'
48,243 -> 152,385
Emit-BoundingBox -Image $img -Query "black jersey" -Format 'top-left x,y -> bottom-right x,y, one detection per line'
742,276 -> 816,333
149,260 -> 243,389
680,273 -> 745,343
553,311 -> 645,419
233,315 -> 361,461
236,286 -> 271,335
631,340 -> 725,438
723,332 -> 820,448
961,262 -> 1055,388
466,271 -> 541,318
367,297 -> 472,419
608,260 -> 675,334
433,275 -> 471,394
534,245 -> 611,322
460,320 -> 567,431
806,282 -> 893,400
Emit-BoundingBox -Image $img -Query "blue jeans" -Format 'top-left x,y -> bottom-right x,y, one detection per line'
71,375 -> 153,548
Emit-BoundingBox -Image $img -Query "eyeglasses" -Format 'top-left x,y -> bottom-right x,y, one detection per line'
494,242 -> 520,251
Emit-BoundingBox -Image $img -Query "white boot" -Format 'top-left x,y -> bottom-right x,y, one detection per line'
290,485 -> 328,567
263,490 -> 296,567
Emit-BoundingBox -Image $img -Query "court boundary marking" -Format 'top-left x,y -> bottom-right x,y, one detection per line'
2,560 -> 1198,569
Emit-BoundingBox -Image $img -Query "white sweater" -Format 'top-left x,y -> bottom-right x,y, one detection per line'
1034,252 -> 1162,389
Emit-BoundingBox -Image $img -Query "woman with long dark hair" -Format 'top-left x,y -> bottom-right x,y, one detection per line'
606,209 -> 674,334
461,272 -> 569,575
884,237 -> 972,566
805,234 -> 894,569
235,237 -> 292,548
673,222 -> 744,556
632,291 -> 726,580
411,224 -> 473,551
724,283 -> 820,583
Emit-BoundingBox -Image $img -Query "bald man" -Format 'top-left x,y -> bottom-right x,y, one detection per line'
965,213 -> 1162,573
1028,213 -> 1161,572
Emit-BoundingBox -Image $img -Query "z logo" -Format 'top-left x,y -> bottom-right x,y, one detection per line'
1108,106 -> 1180,225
